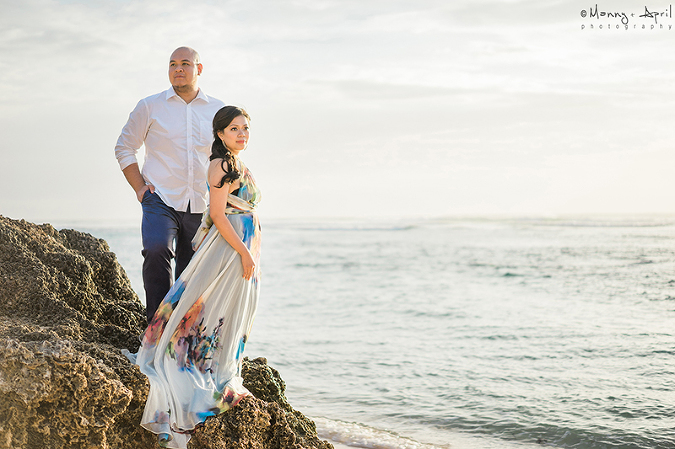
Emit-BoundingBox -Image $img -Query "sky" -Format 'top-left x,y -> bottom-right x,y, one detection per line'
1,0 -> 674,224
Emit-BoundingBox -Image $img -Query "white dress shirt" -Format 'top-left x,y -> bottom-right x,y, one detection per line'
115,88 -> 225,214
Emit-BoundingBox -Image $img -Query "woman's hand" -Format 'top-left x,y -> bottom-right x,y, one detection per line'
240,250 -> 256,280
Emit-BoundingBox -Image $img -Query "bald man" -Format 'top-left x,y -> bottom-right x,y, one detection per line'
115,47 -> 225,323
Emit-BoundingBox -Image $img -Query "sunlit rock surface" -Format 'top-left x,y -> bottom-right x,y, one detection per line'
0,216 -> 331,449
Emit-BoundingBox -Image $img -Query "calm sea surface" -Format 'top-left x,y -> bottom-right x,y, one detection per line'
73,216 -> 675,449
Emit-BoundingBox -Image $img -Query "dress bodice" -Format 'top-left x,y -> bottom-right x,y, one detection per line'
228,160 -> 261,210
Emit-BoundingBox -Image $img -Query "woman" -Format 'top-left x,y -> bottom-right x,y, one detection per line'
134,106 -> 262,448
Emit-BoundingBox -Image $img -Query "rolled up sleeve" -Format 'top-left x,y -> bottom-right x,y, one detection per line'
115,99 -> 150,170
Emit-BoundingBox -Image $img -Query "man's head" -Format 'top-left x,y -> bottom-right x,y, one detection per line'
168,47 -> 202,92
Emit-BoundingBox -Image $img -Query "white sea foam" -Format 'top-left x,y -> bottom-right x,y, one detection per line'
313,417 -> 449,449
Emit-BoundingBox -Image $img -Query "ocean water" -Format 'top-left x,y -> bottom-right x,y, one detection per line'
73,216 -> 675,449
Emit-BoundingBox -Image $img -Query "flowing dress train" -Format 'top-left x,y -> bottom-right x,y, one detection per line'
134,161 -> 261,448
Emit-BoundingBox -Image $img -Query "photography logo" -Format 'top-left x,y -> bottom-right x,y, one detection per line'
580,4 -> 673,30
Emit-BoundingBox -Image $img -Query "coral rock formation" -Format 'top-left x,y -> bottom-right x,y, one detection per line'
0,216 -> 332,449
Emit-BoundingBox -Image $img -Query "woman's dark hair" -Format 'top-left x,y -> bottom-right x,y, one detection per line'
210,106 -> 251,189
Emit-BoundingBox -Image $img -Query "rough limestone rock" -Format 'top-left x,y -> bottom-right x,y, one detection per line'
0,215 -> 332,449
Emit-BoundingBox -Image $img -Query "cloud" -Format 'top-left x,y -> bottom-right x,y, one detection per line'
308,79 -> 477,101
1,0 -> 675,221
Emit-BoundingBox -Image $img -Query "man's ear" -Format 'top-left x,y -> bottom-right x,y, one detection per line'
197,63 -> 203,76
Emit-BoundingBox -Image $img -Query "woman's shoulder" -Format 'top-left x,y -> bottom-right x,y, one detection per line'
208,158 -> 228,181
209,155 -> 241,168
208,157 -> 227,169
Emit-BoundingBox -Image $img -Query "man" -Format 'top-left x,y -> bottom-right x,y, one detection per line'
115,47 -> 225,323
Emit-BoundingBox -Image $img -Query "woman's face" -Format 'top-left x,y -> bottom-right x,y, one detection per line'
217,115 -> 250,155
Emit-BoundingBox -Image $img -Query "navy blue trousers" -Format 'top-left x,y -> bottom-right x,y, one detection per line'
141,191 -> 201,323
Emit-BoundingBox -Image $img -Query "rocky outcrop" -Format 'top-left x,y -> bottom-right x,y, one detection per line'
0,215 -> 331,449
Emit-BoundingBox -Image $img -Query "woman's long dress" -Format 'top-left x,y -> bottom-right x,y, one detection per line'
134,161 -> 261,449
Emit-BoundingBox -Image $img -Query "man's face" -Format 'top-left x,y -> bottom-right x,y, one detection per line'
168,48 -> 202,90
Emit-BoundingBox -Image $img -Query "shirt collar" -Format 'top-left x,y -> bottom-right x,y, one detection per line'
165,87 -> 209,103
194,89 -> 209,103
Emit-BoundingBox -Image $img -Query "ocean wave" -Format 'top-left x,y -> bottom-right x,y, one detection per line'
265,219 -> 417,232
313,417 -> 450,449
426,215 -> 675,229
512,217 -> 675,228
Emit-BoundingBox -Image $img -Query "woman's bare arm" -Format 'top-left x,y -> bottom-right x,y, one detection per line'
208,159 -> 255,280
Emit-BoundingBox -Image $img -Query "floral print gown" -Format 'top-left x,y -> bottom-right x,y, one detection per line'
135,161 -> 261,448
